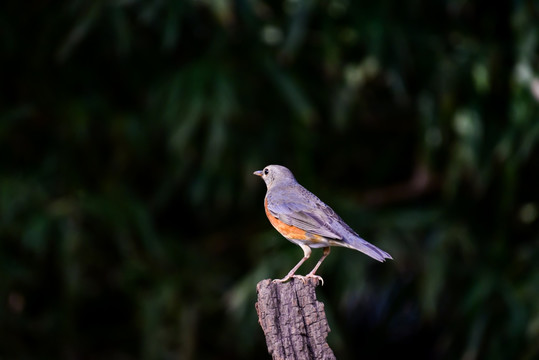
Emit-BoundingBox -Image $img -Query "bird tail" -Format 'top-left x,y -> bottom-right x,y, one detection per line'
340,236 -> 393,262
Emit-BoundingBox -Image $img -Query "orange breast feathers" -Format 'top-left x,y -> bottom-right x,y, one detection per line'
264,198 -> 325,242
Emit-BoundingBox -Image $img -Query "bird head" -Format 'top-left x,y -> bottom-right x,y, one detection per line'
253,165 -> 296,189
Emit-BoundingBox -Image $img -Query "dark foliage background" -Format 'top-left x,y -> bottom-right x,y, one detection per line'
1,0 -> 538,359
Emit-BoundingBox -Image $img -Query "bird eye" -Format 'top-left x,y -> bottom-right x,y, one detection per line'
264,168 -> 269,175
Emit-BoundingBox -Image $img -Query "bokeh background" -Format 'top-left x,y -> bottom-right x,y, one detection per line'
2,0 -> 539,359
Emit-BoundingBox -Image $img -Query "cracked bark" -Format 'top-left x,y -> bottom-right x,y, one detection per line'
255,278 -> 336,360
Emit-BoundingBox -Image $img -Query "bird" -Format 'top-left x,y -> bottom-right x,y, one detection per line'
254,165 -> 392,284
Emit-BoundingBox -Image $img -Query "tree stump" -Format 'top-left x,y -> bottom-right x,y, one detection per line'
255,278 -> 336,360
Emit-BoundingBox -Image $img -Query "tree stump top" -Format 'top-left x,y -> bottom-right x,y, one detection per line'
255,278 -> 336,360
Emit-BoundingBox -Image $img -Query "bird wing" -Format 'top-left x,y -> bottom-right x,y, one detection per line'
267,184 -> 393,262
266,185 -> 346,240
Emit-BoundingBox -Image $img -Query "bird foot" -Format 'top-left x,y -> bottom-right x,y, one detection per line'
272,274 -> 323,286
272,277 -> 290,283
272,274 -> 299,283
304,274 -> 324,286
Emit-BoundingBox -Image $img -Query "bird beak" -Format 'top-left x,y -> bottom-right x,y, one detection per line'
253,170 -> 263,177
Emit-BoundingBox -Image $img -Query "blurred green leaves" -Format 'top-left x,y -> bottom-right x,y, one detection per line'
1,0 -> 539,359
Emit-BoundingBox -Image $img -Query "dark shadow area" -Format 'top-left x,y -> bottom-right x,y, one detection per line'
1,1 -> 538,359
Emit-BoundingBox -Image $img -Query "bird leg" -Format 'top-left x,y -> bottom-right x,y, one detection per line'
305,247 -> 331,285
273,244 -> 312,283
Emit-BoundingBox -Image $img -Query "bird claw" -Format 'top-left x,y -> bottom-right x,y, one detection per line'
272,277 -> 290,283
272,274 -> 324,286
304,274 -> 324,286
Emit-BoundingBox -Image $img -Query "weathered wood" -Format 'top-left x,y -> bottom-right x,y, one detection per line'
255,278 -> 336,360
